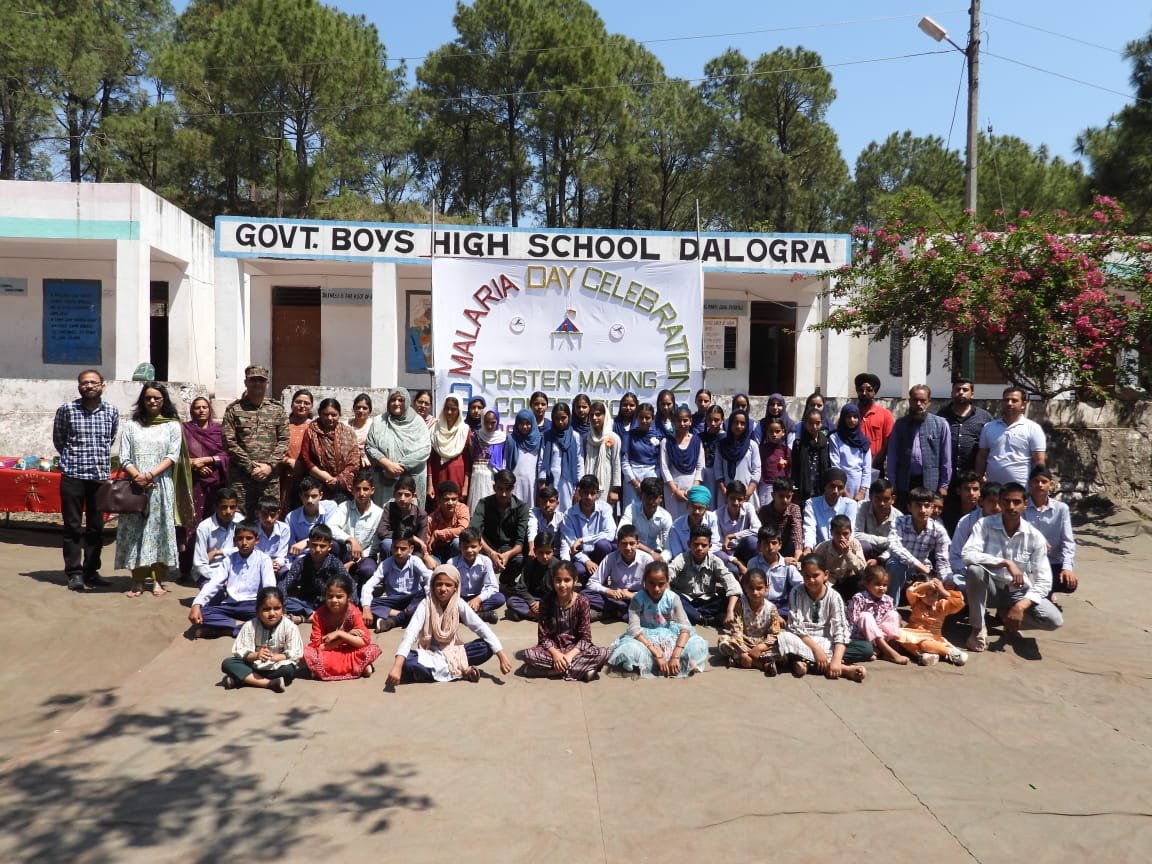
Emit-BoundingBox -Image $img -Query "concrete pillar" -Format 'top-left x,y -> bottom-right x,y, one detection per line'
903,335 -> 930,391
215,257 -> 251,398
113,238 -> 150,379
819,280 -> 861,399
370,262 -> 398,388
794,298 -> 821,397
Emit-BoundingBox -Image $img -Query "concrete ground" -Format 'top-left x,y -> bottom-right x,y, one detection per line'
1,511 -> 1150,864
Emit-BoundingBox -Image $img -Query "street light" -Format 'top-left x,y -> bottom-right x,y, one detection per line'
919,4 -> 980,215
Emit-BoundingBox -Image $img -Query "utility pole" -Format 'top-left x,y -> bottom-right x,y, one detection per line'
964,0 -> 980,215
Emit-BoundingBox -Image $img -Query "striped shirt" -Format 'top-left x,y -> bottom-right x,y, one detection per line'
52,399 -> 120,480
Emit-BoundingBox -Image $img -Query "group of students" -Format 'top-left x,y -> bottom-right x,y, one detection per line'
187,390 -> 1076,689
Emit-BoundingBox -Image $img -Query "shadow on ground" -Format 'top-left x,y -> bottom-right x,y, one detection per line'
0,692 -> 433,863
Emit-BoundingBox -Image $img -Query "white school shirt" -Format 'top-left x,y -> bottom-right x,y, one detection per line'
979,416 -> 1046,486
802,496 -> 859,549
949,509 -> 983,574
587,549 -> 653,593
450,553 -> 499,601
194,548 -> 275,606
666,511 -> 722,560
715,501 -> 761,544
527,506 -> 564,542
193,513 -> 243,572
329,499 -> 384,558
619,502 -> 673,557
360,555 -> 433,606
394,599 -> 503,682
255,520 -> 290,569
961,514 -> 1052,603
285,500 -> 339,556
746,554 -> 802,612
559,500 -> 617,563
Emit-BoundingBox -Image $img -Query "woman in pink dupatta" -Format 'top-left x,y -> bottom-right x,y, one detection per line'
180,397 -> 230,575
183,397 -> 230,522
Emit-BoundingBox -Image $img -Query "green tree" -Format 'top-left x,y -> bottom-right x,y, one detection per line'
844,132 -> 964,231
1078,31 -> 1152,231
980,134 -> 1088,220
160,0 -> 405,218
700,46 -> 847,232
815,198 -> 1152,398
40,0 -> 173,182
0,1 -> 57,180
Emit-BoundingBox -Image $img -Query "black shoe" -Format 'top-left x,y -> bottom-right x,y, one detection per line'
84,574 -> 111,587
67,574 -> 86,592
588,609 -> 602,623
479,610 -> 498,624
505,608 -> 522,622
375,617 -> 399,633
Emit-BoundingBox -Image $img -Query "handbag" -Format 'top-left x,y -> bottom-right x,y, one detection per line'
95,478 -> 149,514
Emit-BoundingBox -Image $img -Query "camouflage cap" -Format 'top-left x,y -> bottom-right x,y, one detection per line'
244,365 -> 270,380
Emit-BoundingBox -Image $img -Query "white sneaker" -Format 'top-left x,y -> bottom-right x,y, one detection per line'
946,647 -> 968,666
916,653 -> 939,666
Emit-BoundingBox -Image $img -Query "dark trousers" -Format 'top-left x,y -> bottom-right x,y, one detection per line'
462,591 -> 506,613
61,475 -> 106,578
580,589 -> 630,620
402,639 -> 493,682
894,474 -> 925,513
221,656 -> 298,683
370,591 -> 423,625
201,597 -> 258,635
677,593 -> 728,626
571,539 -> 615,584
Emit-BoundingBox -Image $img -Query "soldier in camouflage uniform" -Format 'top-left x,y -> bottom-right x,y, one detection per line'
221,365 -> 290,516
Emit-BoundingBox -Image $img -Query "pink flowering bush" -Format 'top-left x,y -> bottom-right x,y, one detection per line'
816,196 -> 1152,398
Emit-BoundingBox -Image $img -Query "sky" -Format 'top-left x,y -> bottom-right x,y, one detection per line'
174,0 -> 1149,170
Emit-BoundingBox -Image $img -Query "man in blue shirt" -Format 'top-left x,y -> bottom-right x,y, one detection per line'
53,369 -> 120,591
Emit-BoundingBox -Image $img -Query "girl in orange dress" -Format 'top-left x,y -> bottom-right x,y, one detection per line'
302,572 -> 382,680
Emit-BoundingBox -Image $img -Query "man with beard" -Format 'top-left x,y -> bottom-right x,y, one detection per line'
937,378 -> 992,529
854,372 -> 893,480
886,385 -> 952,511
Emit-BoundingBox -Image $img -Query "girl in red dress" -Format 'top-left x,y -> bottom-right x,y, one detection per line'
303,572 -> 382,680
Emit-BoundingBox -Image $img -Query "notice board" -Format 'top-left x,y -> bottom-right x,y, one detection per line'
43,279 -> 102,365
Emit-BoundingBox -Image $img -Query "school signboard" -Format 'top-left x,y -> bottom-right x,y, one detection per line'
431,258 -> 703,418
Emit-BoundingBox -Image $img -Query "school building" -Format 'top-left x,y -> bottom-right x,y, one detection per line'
0,180 -> 1008,404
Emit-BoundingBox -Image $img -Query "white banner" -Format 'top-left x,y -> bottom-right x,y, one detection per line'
215,217 -> 849,272
431,258 -> 703,418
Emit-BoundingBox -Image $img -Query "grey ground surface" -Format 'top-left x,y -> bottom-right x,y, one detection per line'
1,510 -> 1149,864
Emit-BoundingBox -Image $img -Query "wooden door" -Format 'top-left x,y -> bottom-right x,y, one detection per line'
271,292 -> 321,393
747,302 -> 797,396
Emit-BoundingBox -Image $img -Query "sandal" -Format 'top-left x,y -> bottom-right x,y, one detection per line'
966,630 -> 988,653
462,666 -> 480,683
221,676 -> 237,690
151,583 -> 168,597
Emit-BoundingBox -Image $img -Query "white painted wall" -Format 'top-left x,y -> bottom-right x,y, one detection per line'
0,248 -> 117,379
321,280 -> 372,386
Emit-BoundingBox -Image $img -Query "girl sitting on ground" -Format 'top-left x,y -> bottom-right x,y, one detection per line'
521,562 -> 609,682
302,572 -> 382,681
846,564 -> 908,665
775,554 -> 870,682
220,586 -> 303,692
606,560 -> 709,678
386,563 -> 513,684
716,568 -> 783,676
